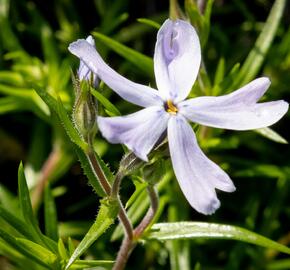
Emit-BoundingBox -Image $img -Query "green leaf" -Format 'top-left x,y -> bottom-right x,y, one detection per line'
68,259 -> 114,269
67,237 -> 75,256
267,258 -> 290,270
44,184 -> 59,241
0,205 -> 34,239
213,57 -> 225,88
18,163 -> 58,253
0,228 -> 54,269
0,71 -> 24,86
91,88 -> 120,116
18,162 -> 40,232
148,222 -> 290,255
33,84 -> 88,151
92,32 -> 154,76
16,238 -> 58,267
0,238 -> 35,269
0,1 -> 22,51
58,238 -> 68,260
254,127 -> 288,144
125,180 -> 148,209
167,240 -> 191,270
0,96 -> 29,115
184,0 -> 214,47
0,84 -> 50,117
211,63 -> 240,96
65,197 -> 119,269
41,23 -> 60,67
233,0 -> 286,88
137,18 -> 160,29
0,183 -> 19,213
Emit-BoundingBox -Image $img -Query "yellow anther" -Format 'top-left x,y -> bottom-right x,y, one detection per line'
166,100 -> 178,114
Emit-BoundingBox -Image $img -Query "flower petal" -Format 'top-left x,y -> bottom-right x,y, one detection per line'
78,36 -> 99,87
167,115 -> 235,215
154,19 -> 201,102
98,106 -> 169,161
179,77 -> 289,130
69,39 -> 163,107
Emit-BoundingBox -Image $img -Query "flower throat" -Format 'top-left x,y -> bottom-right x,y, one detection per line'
165,100 -> 178,114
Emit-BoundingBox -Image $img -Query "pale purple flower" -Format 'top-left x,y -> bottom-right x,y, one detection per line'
78,36 -> 99,87
69,19 -> 288,215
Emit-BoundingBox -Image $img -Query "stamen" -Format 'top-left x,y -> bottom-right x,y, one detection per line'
165,100 -> 178,114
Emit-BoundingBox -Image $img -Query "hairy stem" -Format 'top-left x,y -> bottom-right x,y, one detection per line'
111,171 -> 125,197
117,199 -> 134,240
87,139 -> 133,239
113,184 -> 159,270
87,136 -> 111,195
112,236 -> 136,270
87,150 -> 111,195
134,185 -> 159,238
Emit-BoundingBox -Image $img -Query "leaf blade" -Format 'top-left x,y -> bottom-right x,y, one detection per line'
44,184 -> 59,241
65,198 -> 119,269
233,0 -> 286,87
92,32 -> 154,76
148,222 -> 290,255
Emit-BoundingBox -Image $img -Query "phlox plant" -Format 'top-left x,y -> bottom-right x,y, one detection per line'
0,1 -> 289,270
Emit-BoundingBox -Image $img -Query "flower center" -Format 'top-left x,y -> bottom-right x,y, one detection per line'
165,100 -> 178,114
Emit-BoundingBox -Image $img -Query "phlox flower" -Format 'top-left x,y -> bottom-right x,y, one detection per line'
69,19 -> 288,215
77,36 -> 99,87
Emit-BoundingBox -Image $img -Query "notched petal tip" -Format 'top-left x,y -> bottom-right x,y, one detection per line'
215,175 -> 236,193
186,192 -> 221,215
68,39 -> 86,54
204,198 -> 221,215
154,19 -> 201,102
85,35 -> 95,46
168,116 -> 234,216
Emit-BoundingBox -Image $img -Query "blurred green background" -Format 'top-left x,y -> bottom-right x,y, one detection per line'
0,0 -> 289,269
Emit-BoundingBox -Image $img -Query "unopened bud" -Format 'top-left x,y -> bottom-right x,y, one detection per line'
72,35 -> 99,141
73,78 -> 98,141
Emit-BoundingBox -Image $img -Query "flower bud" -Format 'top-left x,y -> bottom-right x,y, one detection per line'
73,80 -> 98,141
72,36 -> 100,141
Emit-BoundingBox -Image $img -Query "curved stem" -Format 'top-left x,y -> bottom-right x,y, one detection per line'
117,199 -> 134,240
112,236 -> 136,270
113,184 -> 159,270
111,171 -> 125,197
134,185 -> 159,238
86,140 -> 133,240
87,136 -> 111,195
